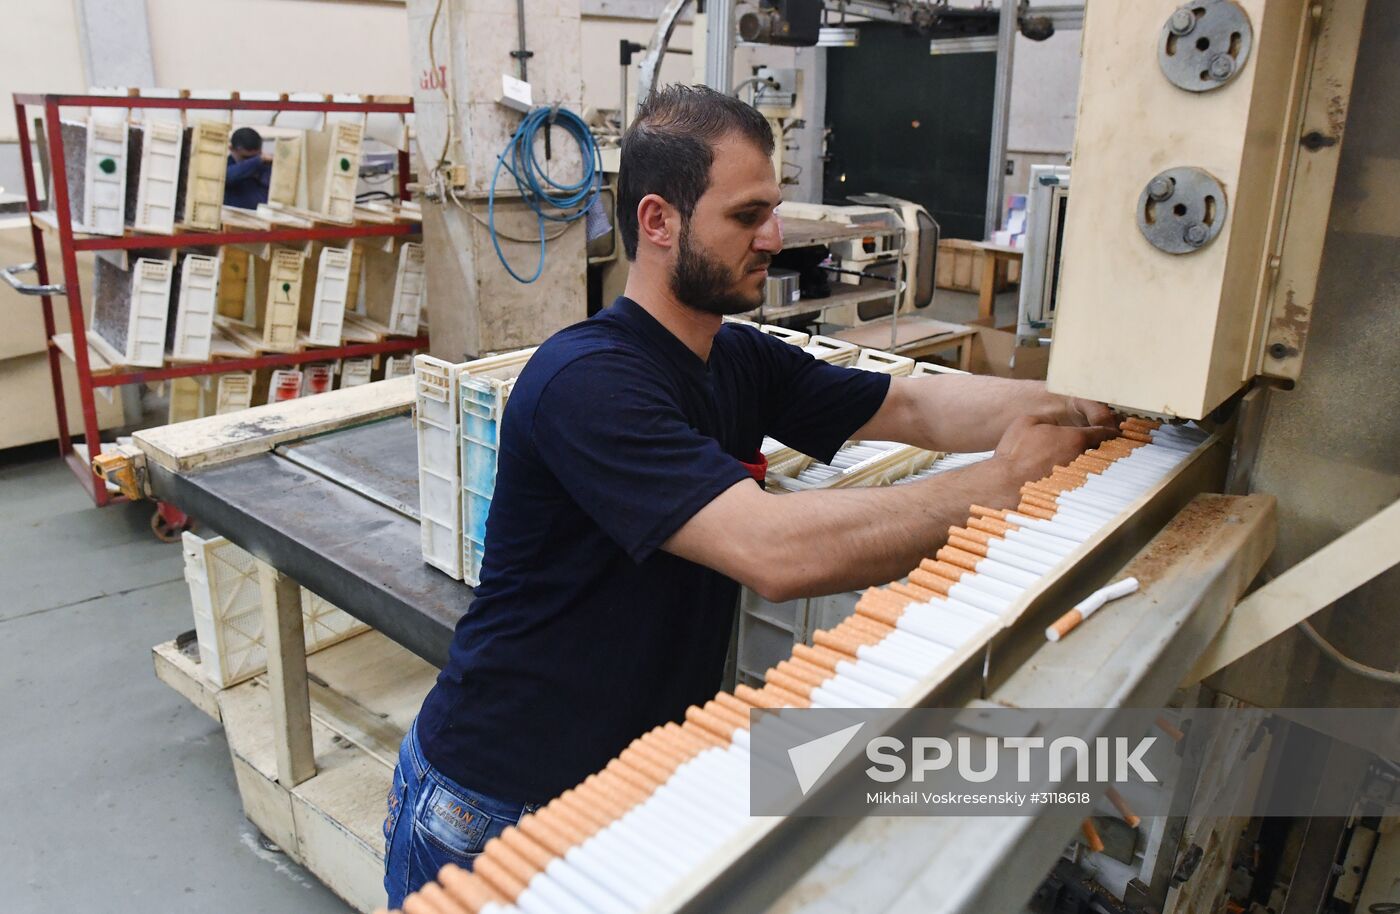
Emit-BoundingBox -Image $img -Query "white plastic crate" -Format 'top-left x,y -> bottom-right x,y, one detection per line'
384,355 -> 415,380
269,369 -> 304,403
388,243 -> 426,337
183,531 -> 266,688
81,118 -> 130,236
124,257 -> 173,367
309,121 -> 363,223
183,120 -> 230,230
415,355 -> 463,579
215,372 -> 254,414
167,376 -> 204,424
132,118 -> 183,234
306,246 -> 352,346
453,347 -> 538,585
262,248 -> 304,352
170,253 -> 219,361
340,358 -> 373,388
268,130 -> 306,208
460,373 -> 519,587
803,335 -> 859,365
853,347 -> 916,376
302,363 -> 335,396
910,360 -> 967,377
183,532 -> 369,689
759,324 -> 809,347
300,586 -> 370,651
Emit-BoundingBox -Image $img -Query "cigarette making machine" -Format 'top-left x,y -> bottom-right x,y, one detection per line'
102,0 -> 1397,911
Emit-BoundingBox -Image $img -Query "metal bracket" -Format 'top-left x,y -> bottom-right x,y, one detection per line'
92,445 -> 149,501
1158,0 -> 1254,92
1136,167 -> 1228,254
1,261 -> 66,297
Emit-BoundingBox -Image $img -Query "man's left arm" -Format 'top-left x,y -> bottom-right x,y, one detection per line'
851,375 -> 1117,453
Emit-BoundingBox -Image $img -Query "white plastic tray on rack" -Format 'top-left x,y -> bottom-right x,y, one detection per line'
182,531 -> 369,689
170,253 -> 219,362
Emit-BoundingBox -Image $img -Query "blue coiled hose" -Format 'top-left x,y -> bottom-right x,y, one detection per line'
488,106 -> 602,284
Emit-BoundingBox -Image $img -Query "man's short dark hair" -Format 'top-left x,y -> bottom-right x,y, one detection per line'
230,127 -> 263,152
618,84 -> 774,261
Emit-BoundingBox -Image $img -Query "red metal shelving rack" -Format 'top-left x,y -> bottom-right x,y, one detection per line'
11,91 -> 427,506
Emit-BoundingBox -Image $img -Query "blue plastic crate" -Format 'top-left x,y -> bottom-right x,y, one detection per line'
460,375 -> 516,586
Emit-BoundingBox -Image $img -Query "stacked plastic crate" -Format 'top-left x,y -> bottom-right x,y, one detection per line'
182,532 -> 369,688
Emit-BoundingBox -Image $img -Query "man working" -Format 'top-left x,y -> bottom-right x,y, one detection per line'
225,126 -> 271,209
383,85 -> 1116,904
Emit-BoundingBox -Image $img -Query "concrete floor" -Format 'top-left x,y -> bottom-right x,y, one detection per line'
0,450 -> 353,914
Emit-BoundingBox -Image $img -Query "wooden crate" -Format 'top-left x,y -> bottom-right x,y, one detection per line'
935,238 -> 1013,293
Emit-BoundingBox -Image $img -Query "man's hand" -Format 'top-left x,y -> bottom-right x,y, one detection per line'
1059,395 -> 1118,428
991,415 -> 1121,486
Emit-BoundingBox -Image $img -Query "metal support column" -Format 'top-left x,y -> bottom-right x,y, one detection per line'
984,0 -> 1018,240
705,0 -> 736,93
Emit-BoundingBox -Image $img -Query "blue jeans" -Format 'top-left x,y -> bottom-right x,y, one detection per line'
383,720 -> 537,907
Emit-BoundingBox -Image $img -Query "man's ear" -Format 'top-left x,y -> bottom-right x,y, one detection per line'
636,194 -> 677,252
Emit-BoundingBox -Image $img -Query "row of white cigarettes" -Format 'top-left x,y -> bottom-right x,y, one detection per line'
388,421 -> 1207,914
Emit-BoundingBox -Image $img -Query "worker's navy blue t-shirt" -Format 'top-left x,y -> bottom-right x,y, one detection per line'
416,296 -> 891,804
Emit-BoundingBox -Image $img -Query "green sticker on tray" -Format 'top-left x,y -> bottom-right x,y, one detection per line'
282,282 -> 291,293
99,158 -> 117,174
340,157 -> 351,171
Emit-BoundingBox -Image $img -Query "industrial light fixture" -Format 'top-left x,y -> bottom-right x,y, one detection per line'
928,34 -> 999,55
817,26 -> 859,47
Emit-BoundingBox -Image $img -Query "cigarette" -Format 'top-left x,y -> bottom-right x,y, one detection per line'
437,864 -> 507,913
1105,786 -> 1141,828
1045,577 -> 1140,641
1081,819 -> 1105,854
1155,716 -> 1186,742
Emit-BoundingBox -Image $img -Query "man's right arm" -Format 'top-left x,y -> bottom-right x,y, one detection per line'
662,417 -> 1119,602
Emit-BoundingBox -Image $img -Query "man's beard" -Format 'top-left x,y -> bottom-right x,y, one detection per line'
670,222 -> 770,316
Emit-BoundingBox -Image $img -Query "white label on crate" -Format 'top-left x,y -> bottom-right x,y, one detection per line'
389,242 -> 426,337
307,247 -> 352,346
133,120 -> 183,234
171,254 -> 219,361
125,258 -> 173,367
83,119 -> 129,236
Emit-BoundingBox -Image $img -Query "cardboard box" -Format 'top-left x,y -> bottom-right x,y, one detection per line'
0,351 -> 125,450
965,320 -> 1049,380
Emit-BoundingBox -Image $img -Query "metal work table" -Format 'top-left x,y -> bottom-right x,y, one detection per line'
149,414 -> 463,669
